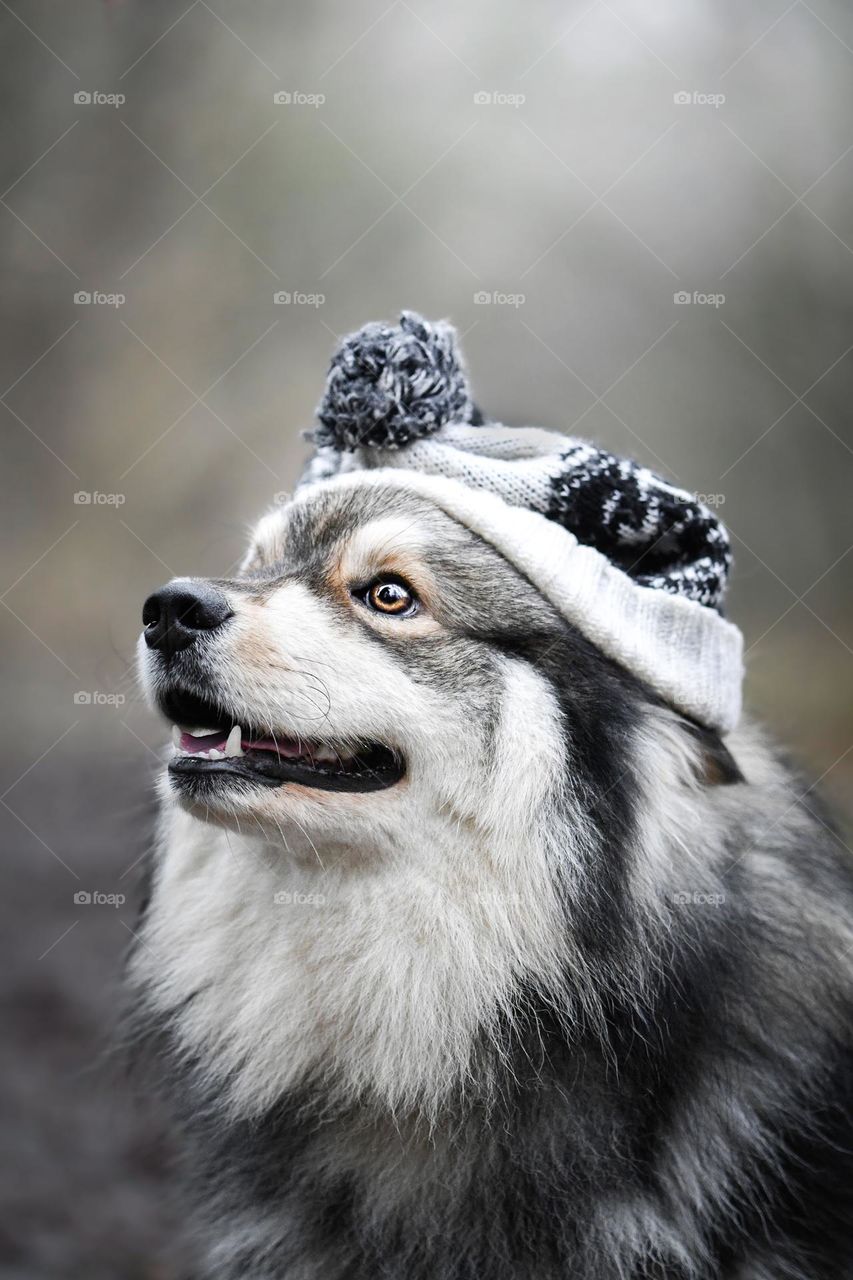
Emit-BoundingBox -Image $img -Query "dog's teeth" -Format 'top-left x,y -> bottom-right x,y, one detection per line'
313,745 -> 337,763
225,725 -> 243,757
208,748 -> 224,760
188,727 -> 219,738
171,725 -> 181,748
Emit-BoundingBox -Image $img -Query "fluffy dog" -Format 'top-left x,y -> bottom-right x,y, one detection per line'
129,316 -> 853,1280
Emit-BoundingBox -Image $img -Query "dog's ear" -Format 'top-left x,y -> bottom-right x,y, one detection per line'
683,721 -> 745,786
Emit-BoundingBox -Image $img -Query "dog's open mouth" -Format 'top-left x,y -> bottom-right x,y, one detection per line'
160,686 -> 404,793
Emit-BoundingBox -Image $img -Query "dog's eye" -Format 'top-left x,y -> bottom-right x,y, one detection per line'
362,578 -> 417,617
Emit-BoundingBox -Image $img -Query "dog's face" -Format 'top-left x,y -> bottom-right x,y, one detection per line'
138,482 -> 570,850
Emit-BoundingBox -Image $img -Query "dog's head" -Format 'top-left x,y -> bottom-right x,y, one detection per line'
138,480 -> 665,854
140,475 -> 744,866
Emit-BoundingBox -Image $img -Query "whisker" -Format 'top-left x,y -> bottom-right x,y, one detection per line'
286,811 -> 325,871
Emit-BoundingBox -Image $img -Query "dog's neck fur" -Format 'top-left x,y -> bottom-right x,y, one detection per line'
132,676 -> 725,1127
142,815 -> 543,1116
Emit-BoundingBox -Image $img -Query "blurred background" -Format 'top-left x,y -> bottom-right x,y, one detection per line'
1,0 -> 851,1274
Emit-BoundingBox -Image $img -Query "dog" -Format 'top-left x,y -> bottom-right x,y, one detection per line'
128,470 -> 853,1279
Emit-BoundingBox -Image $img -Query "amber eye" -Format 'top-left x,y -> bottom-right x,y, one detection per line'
364,578 -> 417,616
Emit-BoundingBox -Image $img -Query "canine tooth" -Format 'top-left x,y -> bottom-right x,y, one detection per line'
225,725 -> 243,757
171,725 -> 181,747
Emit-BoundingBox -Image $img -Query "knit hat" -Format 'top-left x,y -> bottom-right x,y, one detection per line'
296,311 -> 743,733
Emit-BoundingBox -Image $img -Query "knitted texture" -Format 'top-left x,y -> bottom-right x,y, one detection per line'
545,442 -> 730,609
314,311 -> 474,451
298,314 -> 743,731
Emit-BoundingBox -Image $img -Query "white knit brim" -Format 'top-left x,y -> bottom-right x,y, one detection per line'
291,468 -> 743,733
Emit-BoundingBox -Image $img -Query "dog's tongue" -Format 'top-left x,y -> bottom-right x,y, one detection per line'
242,735 -> 305,756
178,728 -> 307,757
179,730 -> 228,754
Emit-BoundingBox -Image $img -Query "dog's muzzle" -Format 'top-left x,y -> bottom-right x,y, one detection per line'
140,581 -> 407,796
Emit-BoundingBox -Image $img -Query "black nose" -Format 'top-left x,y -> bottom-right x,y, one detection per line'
142,579 -> 233,655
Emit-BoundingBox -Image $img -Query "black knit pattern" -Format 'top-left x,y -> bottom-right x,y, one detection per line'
546,443 -> 731,609
314,311 -> 473,451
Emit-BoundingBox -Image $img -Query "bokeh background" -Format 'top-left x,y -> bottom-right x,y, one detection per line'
2,1 -> 852,1275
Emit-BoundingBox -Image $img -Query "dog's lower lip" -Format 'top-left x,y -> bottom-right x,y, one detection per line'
168,747 -> 404,793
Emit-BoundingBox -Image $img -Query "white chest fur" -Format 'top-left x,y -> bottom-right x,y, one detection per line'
132,663 -> 573,1119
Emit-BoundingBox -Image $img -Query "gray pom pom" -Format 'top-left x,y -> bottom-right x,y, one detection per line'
314,311 -> 473,451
